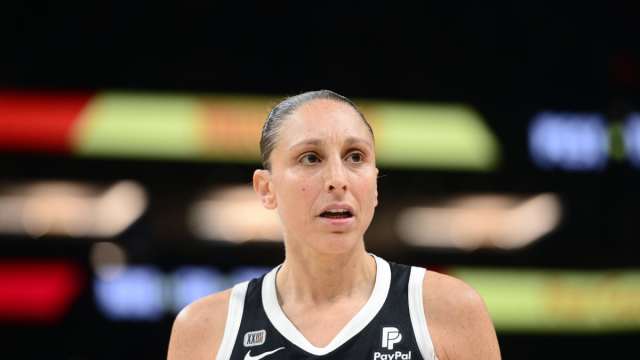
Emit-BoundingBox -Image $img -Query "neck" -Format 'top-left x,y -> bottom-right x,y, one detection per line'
276,241 -> 376,305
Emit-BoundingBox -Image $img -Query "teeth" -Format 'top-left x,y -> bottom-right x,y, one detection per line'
327,209 -> 348,213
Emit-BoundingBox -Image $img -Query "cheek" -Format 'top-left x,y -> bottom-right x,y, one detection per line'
359,174 -> 378,207
296,173 -> 321,194
276,171 -> 322,215
297,181 -> 317,201
280,176 -> 316,206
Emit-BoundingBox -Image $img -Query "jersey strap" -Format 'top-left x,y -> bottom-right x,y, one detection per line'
216,281 -> 249,360
408,267 -> 437,360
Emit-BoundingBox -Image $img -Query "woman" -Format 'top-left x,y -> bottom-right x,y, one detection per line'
168,90 -> 501,360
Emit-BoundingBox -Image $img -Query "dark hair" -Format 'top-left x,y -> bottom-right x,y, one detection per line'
259,90 -> 374,170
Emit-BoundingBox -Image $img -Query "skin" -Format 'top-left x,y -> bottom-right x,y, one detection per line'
167,99 -> 501,360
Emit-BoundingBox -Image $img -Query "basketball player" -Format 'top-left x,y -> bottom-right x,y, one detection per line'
167,90 -> 501,359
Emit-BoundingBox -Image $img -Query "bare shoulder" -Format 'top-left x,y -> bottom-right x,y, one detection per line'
422,270 -> 501,360
167,289 -> 232,360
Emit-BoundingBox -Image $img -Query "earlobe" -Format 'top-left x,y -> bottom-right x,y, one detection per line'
374,168 -> 379,207
253,169 -> 277,209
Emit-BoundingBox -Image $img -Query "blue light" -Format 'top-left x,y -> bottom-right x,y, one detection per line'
624,113 -> 640,169
228,266 -> 270,285
94,266 -> 164,321
172,267 -> 227,312
94,264 -> 274,321
529,112 -> 609,171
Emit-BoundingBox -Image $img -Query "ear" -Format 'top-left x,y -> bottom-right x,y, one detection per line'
374,167 -> 379,207
253,169 -> 277,209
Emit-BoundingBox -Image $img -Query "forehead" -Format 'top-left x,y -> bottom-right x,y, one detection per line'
277,99 -> 372,146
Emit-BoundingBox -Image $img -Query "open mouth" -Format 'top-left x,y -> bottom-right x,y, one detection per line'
319,209 -> 353,219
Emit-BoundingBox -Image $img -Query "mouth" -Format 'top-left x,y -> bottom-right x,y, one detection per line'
319,209 -> 354,219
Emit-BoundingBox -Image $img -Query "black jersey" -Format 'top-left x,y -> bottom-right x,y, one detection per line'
215,256 -> 436,360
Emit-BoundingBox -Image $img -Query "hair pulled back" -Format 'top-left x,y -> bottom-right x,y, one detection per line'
260,90 -> 373,170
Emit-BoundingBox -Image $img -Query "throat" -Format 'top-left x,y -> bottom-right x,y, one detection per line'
262,253 -> 387,352
277,252 -> 377,304
273,256 -> 379,348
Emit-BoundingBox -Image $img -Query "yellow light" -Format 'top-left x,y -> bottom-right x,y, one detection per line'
0,180 -> 147,238
189,185 -> 282,243
396,193 -> 562,250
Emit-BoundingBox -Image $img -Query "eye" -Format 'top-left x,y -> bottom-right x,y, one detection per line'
346,151 -> 364,164
299,153 -> 321,165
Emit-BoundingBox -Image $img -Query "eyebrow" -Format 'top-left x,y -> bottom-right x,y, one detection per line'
288,137 -> 373,151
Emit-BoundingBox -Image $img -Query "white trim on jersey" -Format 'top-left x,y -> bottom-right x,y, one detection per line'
408,267 -> 437,360
216,281 -> 249,360
261,255 -> 392,356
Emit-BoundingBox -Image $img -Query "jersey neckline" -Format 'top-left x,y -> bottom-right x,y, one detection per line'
261,254 -> 391,356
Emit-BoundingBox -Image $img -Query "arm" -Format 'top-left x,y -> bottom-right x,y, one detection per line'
167,290 -> 231,360
423,271 -> 501,360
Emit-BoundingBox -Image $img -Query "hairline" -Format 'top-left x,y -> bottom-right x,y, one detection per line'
260,90 -> 374,170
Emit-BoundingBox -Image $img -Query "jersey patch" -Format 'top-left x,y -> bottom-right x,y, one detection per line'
381,327 -> 403,350
243,330 -> 266,347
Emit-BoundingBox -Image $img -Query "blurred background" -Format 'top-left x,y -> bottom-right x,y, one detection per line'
1,1 -> 639,359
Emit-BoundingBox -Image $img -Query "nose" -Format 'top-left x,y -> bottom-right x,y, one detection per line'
325,157 -> 348,193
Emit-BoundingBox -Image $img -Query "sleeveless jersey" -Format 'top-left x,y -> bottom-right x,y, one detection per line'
215,256 -> 436,360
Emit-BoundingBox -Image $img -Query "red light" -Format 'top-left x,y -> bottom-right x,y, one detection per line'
0,92 -> 92,153
0,261 -> 84,322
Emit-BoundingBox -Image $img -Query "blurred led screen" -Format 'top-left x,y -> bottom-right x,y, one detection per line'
529,111 -> 640,171
0,91 -> 499,171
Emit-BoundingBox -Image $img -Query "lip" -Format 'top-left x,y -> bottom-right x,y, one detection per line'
318,203 -> 355,216
317,203 -> 356,228
318,216 -> 355,227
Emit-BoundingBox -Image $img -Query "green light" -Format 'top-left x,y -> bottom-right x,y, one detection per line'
452,268 -> 640,332
610,121 -> 625,162
370,103 -> 499,171
73,93 -> 201,159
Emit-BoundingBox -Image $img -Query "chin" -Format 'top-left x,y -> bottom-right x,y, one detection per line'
311,233 -> 363,255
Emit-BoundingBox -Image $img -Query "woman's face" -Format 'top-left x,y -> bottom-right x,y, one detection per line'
254,99 -> 378,255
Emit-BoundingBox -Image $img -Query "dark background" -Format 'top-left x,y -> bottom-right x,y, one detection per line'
1,0 -> 640,359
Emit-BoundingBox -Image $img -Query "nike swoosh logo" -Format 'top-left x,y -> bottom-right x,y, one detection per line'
244,347 -> 285,360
